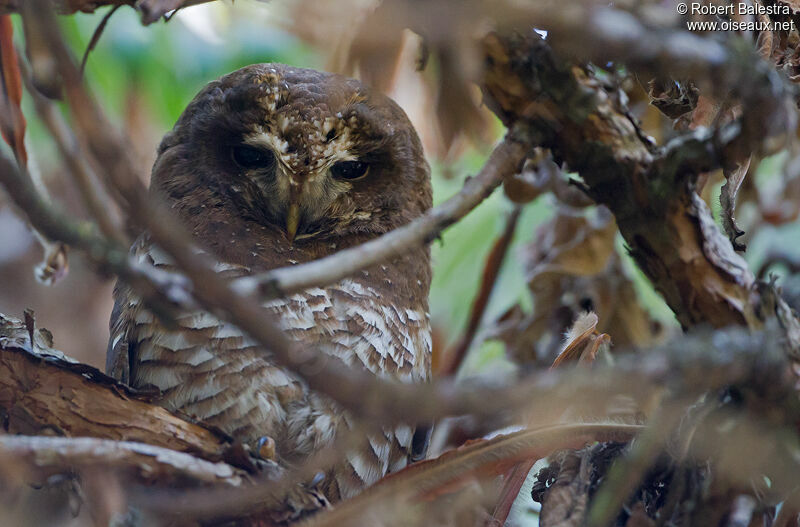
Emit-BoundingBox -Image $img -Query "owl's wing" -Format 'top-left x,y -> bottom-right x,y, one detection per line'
106,282 -> 135,384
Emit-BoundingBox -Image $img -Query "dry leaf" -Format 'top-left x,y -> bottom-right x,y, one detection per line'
720,157 -> 751,252
490,206 -> 664,367
551,312 -> 611,369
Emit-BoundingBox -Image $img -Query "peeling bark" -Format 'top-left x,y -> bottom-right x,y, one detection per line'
0,313 -> 237,465
481,32 -> 796,334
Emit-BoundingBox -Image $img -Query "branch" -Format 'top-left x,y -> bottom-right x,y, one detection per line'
2,122 -> 794,430
0,0 -> 218,23
14,2 -> 533,428
0,312 -> 236,464
481,31 -> 798,340
11,4 -> 800,432
18,57 -> 125,244
437,205 -> 522,376
0,435 -> 244,488
0,153 -> 192,321
0,112 -> 521,432
45,325 -> 797,522
300,423 -> 644,527
233,139 -> 528,299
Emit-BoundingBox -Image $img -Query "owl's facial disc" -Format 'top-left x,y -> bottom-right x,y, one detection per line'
235,128 -> 370,243
154,64 -> 430,249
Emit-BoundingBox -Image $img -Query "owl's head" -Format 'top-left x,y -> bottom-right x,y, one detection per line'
151,64 -> 431,245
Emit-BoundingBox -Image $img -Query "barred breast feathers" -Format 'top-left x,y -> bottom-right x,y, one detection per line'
126,241 -> 431,379
107,238 -> 431,501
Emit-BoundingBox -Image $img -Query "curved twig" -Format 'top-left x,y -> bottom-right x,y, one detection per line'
233,139 -> 528,299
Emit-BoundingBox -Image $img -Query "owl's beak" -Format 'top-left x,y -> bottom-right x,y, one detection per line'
286,202 -> 300,243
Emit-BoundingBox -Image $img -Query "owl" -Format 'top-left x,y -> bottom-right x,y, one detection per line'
106,64 -> 432,507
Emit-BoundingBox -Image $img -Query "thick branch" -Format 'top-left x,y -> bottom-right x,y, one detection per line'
481,31 -> 796,335
0,313 -> 233,463
51,326 -> 800,520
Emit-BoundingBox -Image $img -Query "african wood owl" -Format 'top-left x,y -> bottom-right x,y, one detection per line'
106,64 -> 432,505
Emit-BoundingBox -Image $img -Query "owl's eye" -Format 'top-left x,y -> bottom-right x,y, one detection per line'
232,145 -> 274,170
331,160 -> 369,181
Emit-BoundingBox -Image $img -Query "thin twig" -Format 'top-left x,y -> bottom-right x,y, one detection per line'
19,57 -> 125,243
234,140 -> 528,299
79,5 -> 121,76
438,205 -> 522,376
0,153 -> 189,319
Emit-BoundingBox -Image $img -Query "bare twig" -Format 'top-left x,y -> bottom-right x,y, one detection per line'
234,139 -> 528,299
438,205 -> 522,376
79,5 -> 122,75
18,57 -> 125,243
0,153 -> 190,319
1,17 -> 71,285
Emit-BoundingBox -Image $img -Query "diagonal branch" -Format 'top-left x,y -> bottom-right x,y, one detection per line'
13,1 -> 533,429
481,31 -> 799,341
234,139 -> 528,299
437,205 -> 522,376
300,423 -> 645,527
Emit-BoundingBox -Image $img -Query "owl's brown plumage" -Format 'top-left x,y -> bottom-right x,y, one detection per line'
107,64 -> 432,506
